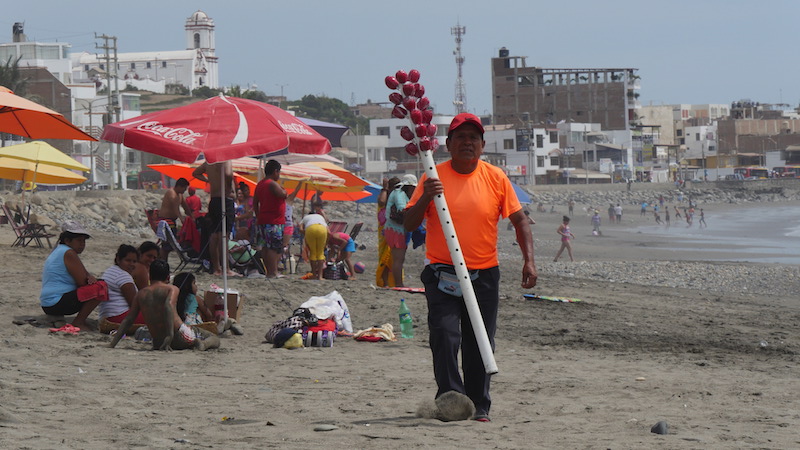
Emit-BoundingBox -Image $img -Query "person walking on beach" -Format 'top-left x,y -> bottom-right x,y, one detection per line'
653,209 -> 662,225
665,208 -> 670,228
699,208 -> 706,228
614,204 -> 623,224
553,216 -> 575,262
591,210 -> 602,235
404,113 -> 537,423
640,201 -> 648,217
674,205 -> 681,220
568,199 -> 575,216
607,203 -> 615,224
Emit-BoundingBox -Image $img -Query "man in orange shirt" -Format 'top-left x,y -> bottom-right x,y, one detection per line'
404,113 -> 537,422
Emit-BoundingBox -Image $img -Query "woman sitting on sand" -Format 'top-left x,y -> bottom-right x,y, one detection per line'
132,241 -> 159,289
98,244 -> 145,326
173,272 -> 213,325
39,221 -> 102,331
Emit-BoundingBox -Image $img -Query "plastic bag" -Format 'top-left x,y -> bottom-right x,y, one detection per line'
300,290 -> 353,333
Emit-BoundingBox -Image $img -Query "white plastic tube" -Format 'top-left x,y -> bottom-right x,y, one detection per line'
419,149 -> 498,375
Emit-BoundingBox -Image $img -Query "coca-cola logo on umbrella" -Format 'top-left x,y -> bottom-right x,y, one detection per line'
137,121 -> 203,145
278,121 -> 312,136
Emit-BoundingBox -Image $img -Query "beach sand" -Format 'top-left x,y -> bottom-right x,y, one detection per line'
1,192 -> 799,449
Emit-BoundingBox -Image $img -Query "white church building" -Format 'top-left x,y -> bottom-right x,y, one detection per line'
71,10 -> 219,93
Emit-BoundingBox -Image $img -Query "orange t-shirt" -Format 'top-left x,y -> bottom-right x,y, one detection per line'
406,160 -> 521,269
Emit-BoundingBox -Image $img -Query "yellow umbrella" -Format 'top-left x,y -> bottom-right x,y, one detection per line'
0,157 -> 87,184
0,141 -> 90,171
0,141 -> 90,215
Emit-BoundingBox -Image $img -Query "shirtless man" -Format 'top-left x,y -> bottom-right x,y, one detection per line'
158,177 -> 193,260
109,260 -> 219,351
192,161 -> 236,276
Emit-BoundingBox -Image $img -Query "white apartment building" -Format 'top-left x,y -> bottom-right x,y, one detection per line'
71,10 -> 219,93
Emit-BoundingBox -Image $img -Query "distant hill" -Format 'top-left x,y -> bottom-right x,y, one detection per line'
136,92 -> 202,114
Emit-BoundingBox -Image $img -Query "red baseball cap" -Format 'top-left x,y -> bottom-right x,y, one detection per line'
447,113 -> 484,136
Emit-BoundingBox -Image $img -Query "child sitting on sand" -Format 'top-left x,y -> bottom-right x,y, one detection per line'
173,272 -> 213,325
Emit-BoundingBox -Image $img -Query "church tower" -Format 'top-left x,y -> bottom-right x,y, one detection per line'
184,10 -> 218,89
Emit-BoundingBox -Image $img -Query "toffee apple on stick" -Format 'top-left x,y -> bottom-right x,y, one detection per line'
385,69 -> 498,375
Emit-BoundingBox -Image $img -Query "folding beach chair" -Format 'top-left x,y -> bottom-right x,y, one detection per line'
160,220 -> 204,272
2,203 -> 54,248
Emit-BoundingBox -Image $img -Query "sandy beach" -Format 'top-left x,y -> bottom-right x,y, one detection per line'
1,184 -> 799,449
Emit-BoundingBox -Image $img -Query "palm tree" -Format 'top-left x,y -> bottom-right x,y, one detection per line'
0,55 -> 30,147
0,55 -> 28,95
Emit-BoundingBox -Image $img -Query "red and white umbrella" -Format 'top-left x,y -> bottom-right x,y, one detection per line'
101,94 -> 331,164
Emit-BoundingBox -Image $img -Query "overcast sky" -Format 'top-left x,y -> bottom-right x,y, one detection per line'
5,1 -> 798,118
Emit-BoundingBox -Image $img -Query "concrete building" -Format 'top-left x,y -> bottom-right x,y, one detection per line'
491,47 -> 640,131
71,10 -> 219,93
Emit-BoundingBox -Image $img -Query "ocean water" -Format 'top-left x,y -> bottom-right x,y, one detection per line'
623,204 -> 800,265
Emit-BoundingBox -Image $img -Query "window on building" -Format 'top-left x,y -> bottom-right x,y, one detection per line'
146,62 -> 151,69
695,133 -> 700,141
549,131 -> 558,143
194,33 -> 201,49
130,63 -> 135,69
536,135 -> 544,148
537,156 -> 545,167
376,127 -> 390,136
503,139 -> 514,150
162,61 -> 167,68
551,156 -> 560,166
576,111 -> 582,116
99,64 -> 104,70
84,64 -> 89,71
676,129 -> 683,137
127,151 -> 136,164
517,75 -> 535,86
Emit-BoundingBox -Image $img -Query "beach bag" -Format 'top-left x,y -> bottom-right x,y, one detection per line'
264,316 -> 305,343
302,319 -> 337,347
77,280 -> 109,302
323,261 -> 348,280
299,290 -> 353,334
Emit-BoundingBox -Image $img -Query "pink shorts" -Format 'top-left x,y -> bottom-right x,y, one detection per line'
384,227 -> 408,249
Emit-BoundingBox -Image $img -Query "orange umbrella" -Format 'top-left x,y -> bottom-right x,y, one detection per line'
147,161 -> 344,190
0,86 -> 96,141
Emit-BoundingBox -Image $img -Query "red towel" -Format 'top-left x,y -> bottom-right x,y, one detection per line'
178,217 -> 201,253
77,280 -> 109,303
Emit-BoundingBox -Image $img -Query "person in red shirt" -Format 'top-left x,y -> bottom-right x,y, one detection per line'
253,160 -> 287,278
404,113 -> 537,423
185,186 -> 202,216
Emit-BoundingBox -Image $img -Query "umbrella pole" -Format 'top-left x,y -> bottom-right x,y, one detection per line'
220,163 -> 229,320
26,162 -> 40,222
302,183 -> 308,216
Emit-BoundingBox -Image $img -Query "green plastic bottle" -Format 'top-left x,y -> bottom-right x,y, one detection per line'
398,298 -> 414,338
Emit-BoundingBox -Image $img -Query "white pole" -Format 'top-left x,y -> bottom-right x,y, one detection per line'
220,163 -> 229,319
418,149 -> 498,374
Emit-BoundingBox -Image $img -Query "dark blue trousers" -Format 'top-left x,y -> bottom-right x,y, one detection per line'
421,264 -> 499,415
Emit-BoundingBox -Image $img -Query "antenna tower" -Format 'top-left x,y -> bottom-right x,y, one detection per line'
451,23 -> 467,114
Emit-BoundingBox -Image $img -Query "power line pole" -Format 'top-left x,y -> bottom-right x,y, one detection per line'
96,33 -> 117,189
451,23 -> 467,114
